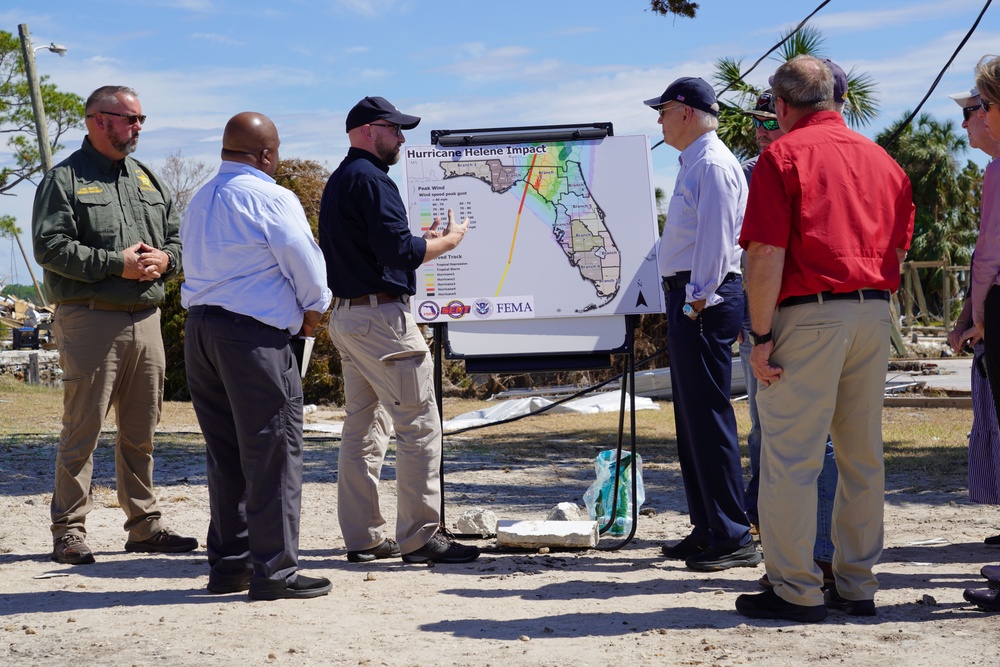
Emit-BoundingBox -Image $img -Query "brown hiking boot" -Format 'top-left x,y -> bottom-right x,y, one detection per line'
52,534 -> 96,565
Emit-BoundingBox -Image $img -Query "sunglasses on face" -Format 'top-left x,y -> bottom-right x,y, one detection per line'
752,117 -> 780,131
983,98 -> 995,113
963,104 -> 982,121
369,122 -> 402,136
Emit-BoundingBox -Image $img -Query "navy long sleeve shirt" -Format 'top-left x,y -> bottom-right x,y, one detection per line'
318,147 -> 427,298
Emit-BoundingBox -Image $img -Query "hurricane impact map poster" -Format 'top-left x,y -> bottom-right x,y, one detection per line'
401,134 -> 663,323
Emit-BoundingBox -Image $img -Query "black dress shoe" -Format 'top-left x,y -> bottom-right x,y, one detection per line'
661,534 -> 708,560
980,564 -> 1000,590
964,587 -> 1000,611
736,589 -> 828,623
248,574 -> 332,601
347,538 -> 401,563
824,585 -> 876,616
686,542 -> 762,571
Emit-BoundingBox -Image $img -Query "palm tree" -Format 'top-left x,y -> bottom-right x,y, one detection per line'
876,113 -> 980,318
713,26 -> 880,160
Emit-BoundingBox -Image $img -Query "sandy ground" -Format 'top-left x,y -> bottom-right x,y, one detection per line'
2,403 -> 1000,667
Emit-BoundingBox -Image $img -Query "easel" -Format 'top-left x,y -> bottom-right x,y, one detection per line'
432,315 -> 642,549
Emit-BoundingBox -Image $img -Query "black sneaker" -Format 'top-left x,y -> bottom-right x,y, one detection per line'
736,589 -> 828,623
685,542 -> 762,571
347,538 -> 401,563
823,585 -> 876,616
249,574 -> 332,601
402,534 -> 480,564
661,533 -> 708,560
52,534 -> 96,565
125,528 -> 198,553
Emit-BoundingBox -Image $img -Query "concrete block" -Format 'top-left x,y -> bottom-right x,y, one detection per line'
546,502 -> 583,521
496,520 -> 599,549
454,508 -> 497,537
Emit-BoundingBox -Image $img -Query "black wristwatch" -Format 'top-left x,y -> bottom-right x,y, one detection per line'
165,252 -> 176,274
748,330 -> 772,346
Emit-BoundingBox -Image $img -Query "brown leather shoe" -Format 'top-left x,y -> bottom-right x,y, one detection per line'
52,534 -> 95,565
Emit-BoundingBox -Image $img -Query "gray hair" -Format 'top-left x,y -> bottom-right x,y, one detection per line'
771,55 -> 836,112
85,86 -> 139,113
692,107 -> 719,132
975,55 -> 1000,108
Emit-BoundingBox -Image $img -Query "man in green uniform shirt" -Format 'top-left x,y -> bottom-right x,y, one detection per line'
33,85 -> 197,565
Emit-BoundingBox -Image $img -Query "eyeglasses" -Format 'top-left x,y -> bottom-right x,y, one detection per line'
963,104 -> 982,121
752,117 -> 780,131
983,98 -> 995,113
369,122 -> 402,136
657,104 -> 684,119
87,110 -> 147,125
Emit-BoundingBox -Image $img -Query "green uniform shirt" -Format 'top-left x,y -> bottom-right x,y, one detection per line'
32,137 -> 182,306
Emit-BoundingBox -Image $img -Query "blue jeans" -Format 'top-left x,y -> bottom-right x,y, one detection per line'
740,307 -> 836,562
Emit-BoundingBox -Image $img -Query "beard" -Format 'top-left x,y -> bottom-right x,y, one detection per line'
374,133 -> 400,165
109,129 -> 139,156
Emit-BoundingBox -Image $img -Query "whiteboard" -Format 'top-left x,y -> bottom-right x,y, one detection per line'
443,316 -> 628,358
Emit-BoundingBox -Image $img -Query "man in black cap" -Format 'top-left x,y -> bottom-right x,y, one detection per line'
644,77 -> 760,572
318,96 -> 479,565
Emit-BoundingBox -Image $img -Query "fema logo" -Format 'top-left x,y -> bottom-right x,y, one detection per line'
441,300 -> 471,320
418,301 -> 440,321
473,299 -> 493,319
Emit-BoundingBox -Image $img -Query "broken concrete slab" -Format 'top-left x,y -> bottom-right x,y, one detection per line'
454,508 -> 497,537
495,519 -> 599,549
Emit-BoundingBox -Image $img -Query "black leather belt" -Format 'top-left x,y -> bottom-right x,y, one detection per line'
779,289 -> 890,308
661,271 -> 738,292
59,298 -> 156,313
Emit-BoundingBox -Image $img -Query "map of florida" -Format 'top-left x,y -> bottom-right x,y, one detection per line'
439,154 -> 621,305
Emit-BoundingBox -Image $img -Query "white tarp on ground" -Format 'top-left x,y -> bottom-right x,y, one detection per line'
303,390 -> 660,436
442,390 -> 659,433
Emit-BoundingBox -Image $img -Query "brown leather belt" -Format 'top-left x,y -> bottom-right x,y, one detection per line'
334,293 -> 410,309
58,298 -> 157,313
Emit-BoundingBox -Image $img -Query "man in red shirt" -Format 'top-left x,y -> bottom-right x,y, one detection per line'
735,55 -> 914,623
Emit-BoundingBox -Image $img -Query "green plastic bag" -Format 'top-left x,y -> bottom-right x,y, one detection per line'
583,450 -> 645,536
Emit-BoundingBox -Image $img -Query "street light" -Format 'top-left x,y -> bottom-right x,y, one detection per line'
35,42 -> 68,58
16,23 -> 64,307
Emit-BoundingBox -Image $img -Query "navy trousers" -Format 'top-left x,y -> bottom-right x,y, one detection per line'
665,275 -> 751,549
184,306 -> 304,589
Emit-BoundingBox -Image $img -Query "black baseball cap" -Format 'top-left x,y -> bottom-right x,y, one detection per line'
822,59 -> 848,104
345,96 -> 420,133
644,77 -> 719,116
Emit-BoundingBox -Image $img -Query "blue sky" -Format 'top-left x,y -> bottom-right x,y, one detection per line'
1,0 -> 997,285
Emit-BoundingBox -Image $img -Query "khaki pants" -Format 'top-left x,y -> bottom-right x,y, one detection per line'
757,298 -> 889,606
328,300 -> 441,554
50,304 -> 165,542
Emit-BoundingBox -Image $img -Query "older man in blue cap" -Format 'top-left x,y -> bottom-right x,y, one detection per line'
645,77 -> 760,572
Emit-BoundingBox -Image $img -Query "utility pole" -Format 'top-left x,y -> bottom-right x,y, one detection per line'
15,23 -> 65,307
18,23 -> 54,173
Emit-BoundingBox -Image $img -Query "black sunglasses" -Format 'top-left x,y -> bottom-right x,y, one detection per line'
983,98 -> 995,113
963,104 -> 982,121
752,117 -> 780,131
87,110 -> 147,125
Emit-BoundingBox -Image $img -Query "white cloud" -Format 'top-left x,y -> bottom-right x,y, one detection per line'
190,33 -> 243,47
